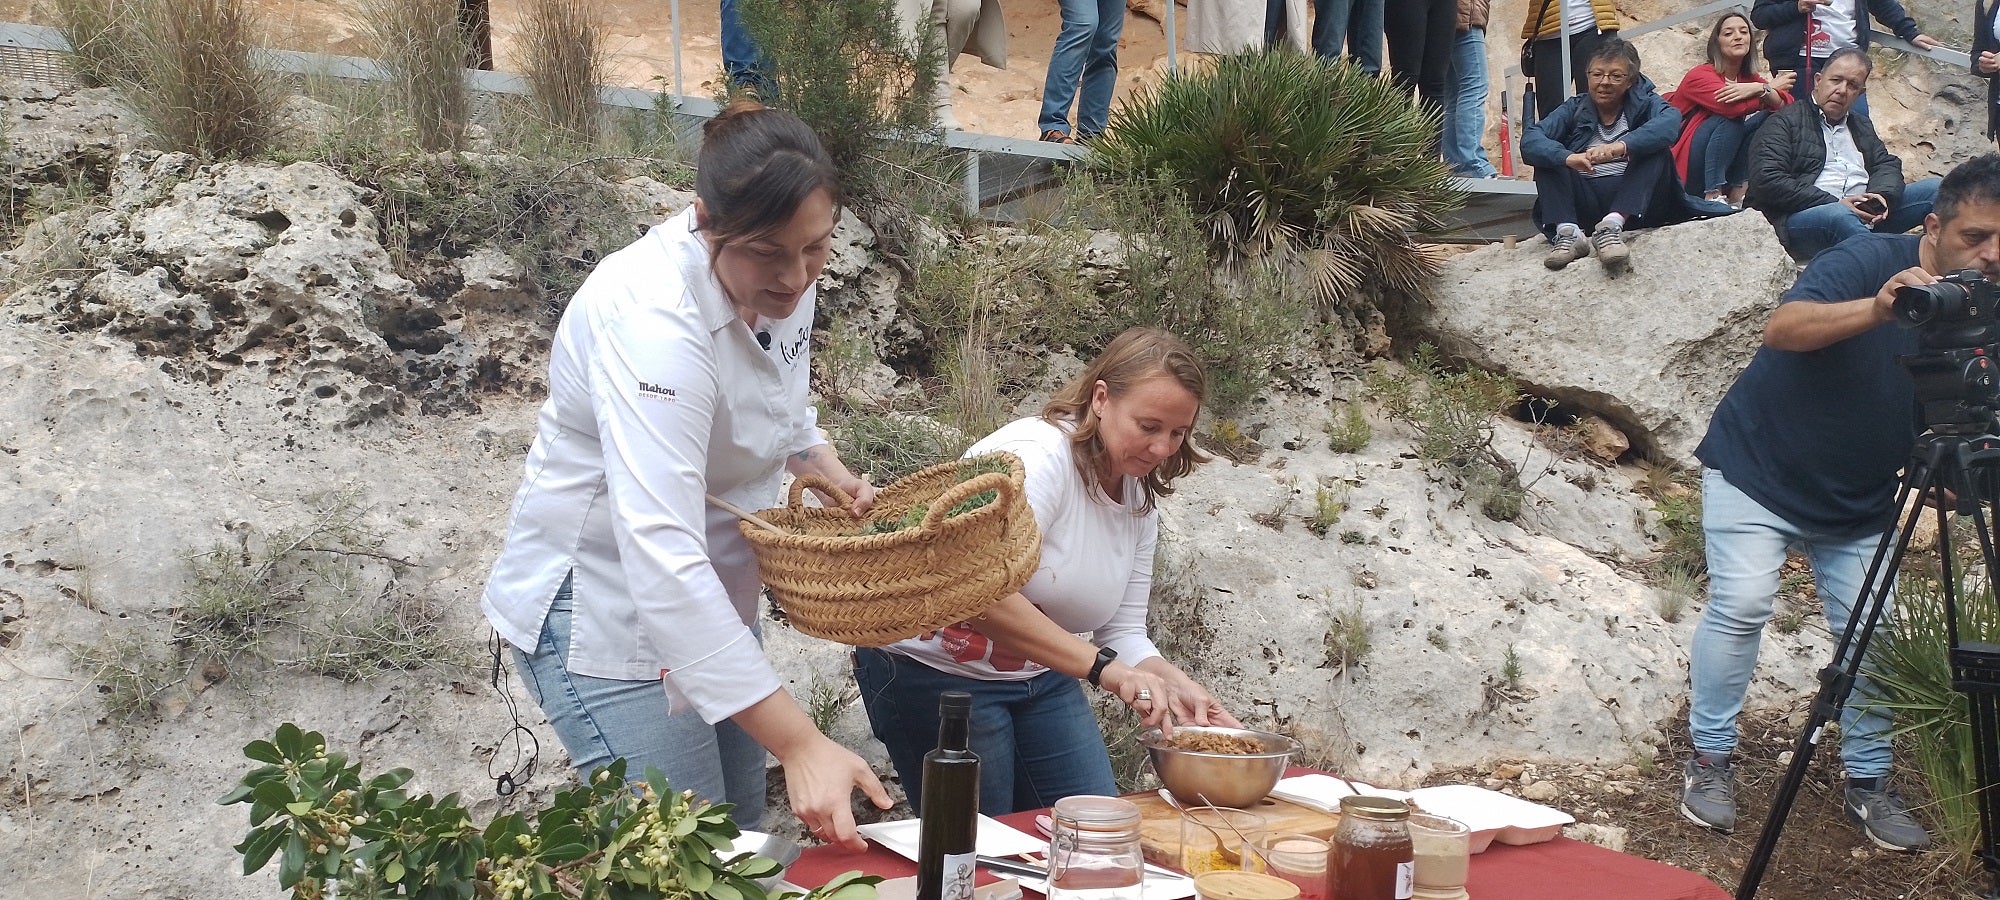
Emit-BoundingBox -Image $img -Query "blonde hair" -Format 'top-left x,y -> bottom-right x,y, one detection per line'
1040,327 -> 1210,513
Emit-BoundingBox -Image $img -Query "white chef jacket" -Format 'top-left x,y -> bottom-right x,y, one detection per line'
482,206 -> 821,724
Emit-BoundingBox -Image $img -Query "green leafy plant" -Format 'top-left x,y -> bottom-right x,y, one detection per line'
854,456 -> 1010,534
223,723 -> 882,900
1322,599 -> 1371,675
1372,345 -> 1528,522
1324,403 -> 1371,454
1089,51 -> 1463,302
1307,482 -> 1346,538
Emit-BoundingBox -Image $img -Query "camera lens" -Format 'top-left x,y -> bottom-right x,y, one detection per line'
1895,282 -> 1970,326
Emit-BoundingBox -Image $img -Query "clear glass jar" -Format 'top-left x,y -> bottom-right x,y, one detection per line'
1047,795 -> 1144,900
1330,796 -> 1412,900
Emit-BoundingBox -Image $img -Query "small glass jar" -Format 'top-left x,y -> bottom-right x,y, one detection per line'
1330,796 -> 1413,900
1047,795 -> 1145,900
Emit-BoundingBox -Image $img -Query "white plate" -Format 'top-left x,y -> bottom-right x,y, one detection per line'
857,815 -> 1047,861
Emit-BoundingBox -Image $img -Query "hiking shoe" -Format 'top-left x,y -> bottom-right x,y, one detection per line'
1544,232 -> 1591,270
1039,129 -> 1074,144
1680,754 -> 1737,832
1844,780 -> 1931,851
1592,223 -> 1629,269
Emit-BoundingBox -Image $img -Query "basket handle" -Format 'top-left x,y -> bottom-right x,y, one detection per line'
705,494 -> 786,534
918,470 -> 1018,532
786,474 -> 856,511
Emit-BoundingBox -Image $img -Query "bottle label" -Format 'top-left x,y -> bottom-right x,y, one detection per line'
1395,860 -> 1414,899
943,851 -> 977,900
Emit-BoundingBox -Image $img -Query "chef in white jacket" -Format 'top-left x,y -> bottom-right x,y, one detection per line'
482,100 -> 891,849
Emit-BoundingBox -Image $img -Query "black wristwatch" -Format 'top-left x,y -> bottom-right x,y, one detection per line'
1086,646 -> 1118,687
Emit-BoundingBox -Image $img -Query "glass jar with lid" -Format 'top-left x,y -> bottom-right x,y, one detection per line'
1047,795 -> 1145,900
1330,796 -> 1413,900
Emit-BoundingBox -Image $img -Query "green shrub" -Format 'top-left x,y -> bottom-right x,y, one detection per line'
1089,51 -> 1464,302
829,410 -> 964,486
1872,566 -> 2000,865
121,0 -> 282,158
1325,403 -> 1371,453
358,0 -> 471,152
736,0 -> 940,199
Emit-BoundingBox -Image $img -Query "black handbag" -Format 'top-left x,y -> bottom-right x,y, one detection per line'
1520,0 -> 1555,74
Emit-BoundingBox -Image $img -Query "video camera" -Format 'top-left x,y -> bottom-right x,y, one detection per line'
1894,269 -> 2000,427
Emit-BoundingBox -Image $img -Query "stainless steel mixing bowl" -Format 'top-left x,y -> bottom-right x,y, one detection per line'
1142,725 -> 1299,808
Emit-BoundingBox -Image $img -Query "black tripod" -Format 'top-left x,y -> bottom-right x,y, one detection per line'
1735,424 -> 2000,899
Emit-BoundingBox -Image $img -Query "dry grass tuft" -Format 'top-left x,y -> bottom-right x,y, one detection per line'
357,0 -> 471,152
122,0 -> 283,158
51,0 -> 141,88
517,0 -> 606,143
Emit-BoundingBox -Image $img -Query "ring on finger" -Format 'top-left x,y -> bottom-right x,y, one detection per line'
1136,689 -> 1153,701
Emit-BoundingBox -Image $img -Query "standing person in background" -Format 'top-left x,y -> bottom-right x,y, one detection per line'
1670,11 -> 1794,208
721,0 -> 766,90
854,328 -> 1239,815
1039,0 -> 1124,143
1266,0 -> 1383,74
1523,0 -> 1620,120
1977,0 -> 2000,147
482,101 -> 892,848
1750,0 -> 1936,118
1442,0 -> 1500,178
1385,0 -> 1458,121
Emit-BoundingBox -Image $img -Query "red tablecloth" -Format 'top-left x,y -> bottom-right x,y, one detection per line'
789,810 -> 1728,900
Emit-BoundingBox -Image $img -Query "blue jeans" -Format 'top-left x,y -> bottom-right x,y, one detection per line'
1441,27 -> 1497,177
720,0 -> 765,89
1266,0 -> 1383,73
1039,0 -> 1124,137
1684,112 -> 1766,195
1782,176 -> 1940,261
853,648 -> 1117,815
1689,469 -> 1895,778
512,576 -> 767,828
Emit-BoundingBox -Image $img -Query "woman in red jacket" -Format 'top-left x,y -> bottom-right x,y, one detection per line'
1669,12 -> 1794,207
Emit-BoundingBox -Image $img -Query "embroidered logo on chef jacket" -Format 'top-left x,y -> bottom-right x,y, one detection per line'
638,381 -> 679,401
777,326 -> 809,366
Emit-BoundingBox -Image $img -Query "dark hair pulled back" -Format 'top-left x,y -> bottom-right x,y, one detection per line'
696,100 -> 841,244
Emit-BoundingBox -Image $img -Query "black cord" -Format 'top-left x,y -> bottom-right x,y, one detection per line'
486,631 -> 539,797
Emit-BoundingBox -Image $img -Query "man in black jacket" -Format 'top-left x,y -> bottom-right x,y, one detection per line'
1745,48 -> 1939,261
1751,0 -> 1935,118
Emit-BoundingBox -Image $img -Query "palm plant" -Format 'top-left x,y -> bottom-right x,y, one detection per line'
1089,50 -> 1464,303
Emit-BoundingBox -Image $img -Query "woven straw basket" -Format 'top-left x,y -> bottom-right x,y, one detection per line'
737,452 -> 1042,647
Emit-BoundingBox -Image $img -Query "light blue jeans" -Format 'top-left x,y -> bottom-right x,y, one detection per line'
512,575 -> 768,828
853,648 -> 1117,815
1782,177 -> 1939,261
1689,468 -> 1895,778
1038,0 -> 1124,137
1441,27 -> 1497,178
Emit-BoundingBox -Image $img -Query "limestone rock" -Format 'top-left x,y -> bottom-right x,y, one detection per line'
1418,211 -> 1792,465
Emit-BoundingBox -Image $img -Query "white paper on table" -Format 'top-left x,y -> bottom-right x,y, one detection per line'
856,816 -> 1197,900
1268,774 -> 1411,813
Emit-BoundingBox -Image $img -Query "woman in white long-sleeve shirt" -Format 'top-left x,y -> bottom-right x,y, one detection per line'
482,101 -> 891,848
853,327 -> 1240,814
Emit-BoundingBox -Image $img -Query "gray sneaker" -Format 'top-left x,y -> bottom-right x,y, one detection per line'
1544,232 -> 1591,270
1844,780 -> 1932,851
1591,222 -> 1629,270
1680,754 -> 1737,832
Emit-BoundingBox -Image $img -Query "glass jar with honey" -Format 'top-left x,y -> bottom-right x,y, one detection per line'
1330,796 -> 1413,900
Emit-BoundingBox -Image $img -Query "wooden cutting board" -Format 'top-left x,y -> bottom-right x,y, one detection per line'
1121,790 -> 1342,869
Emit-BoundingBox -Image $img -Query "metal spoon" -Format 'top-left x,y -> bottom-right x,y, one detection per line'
1196,792 -> 1268,870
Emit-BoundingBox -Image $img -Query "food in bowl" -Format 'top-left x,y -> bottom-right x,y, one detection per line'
1144,726 -> 1300,808
1166,731 -> 1267,754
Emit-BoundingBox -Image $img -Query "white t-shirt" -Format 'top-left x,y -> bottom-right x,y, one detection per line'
1815,114 -> 1871,200
1807,4 -> 1858,57
886,417 -> 1165,681
482,206 -> 821,724
1562,0 -> 1597,35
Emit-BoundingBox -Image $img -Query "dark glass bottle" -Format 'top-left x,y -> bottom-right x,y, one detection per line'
918,691 -> 980,900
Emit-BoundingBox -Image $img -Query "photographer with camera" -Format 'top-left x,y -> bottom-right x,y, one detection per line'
1680,153 -> 2000,852
1745,47 -> 1940,262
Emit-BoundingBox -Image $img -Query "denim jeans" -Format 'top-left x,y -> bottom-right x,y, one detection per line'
512,575 -> 767,828
1039,0 -> 1124,137
1782,176 -> 1940,261
1684,112 -> 1766,195
720,0 -> 766,89
1689,468 -> 1895,778
1441,27 -> 1497,177
853,648 -> 1117,815
1266,0 -> 1383,73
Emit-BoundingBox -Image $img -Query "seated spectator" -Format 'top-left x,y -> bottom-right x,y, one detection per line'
1522,37 -> 1686,272
1751,0 -> 1936,118
1745,47 -> 1940,261
1670,12 -> 1793,208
